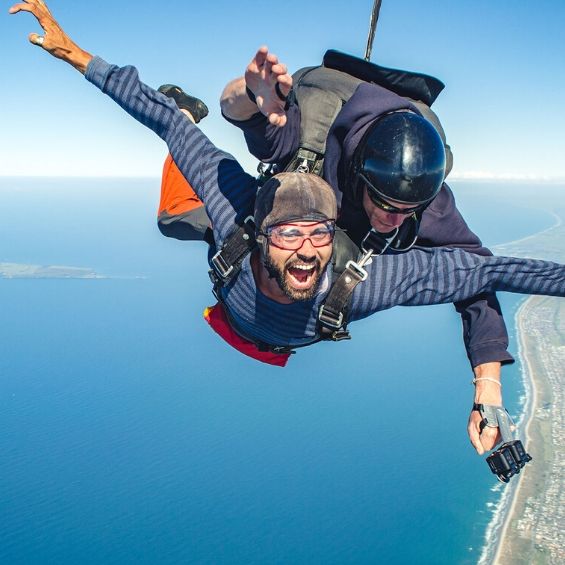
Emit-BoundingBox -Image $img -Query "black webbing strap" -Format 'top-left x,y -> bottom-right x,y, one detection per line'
209,217 -> 257,290
317,228 -> 399,339
318,259 -> 368,339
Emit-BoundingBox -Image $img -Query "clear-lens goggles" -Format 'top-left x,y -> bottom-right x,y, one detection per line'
262,221 -> 336,251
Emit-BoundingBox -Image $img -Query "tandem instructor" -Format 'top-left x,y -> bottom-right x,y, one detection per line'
9,0 -> 565,466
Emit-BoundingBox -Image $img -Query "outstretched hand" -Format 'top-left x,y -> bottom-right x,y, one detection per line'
245,46 -> 293,127
9,0 -> 92,73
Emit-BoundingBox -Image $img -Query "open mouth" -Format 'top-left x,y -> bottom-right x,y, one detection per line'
286,263 -> 318,289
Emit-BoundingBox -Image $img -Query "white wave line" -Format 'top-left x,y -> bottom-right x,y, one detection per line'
478,298 -> 536,565
493,211 -> 562,251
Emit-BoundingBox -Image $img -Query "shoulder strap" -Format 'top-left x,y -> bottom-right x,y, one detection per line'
317,230 -> 364,340
209,217 -> 257,294
317,227 -> 402,339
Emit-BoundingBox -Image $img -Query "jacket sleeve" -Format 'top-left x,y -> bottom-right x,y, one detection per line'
351,247 -> 565,320
417,183 -> 514,367
85,57 -> 256,248
223,102 -> 301,167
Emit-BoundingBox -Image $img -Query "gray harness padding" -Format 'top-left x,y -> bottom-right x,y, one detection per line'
293,65 -> 363,158
288,52 -> 453,177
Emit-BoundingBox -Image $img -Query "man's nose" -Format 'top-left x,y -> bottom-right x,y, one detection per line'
385,213 -> 406,228
296,237 -> 317,256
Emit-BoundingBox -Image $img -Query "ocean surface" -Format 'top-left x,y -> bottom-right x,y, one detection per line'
0,178 -> 562,564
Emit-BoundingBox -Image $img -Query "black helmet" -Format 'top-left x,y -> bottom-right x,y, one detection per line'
354,111 -> 446,205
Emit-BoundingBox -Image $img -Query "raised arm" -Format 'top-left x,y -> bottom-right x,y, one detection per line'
221,47 -> 301,166
220,46 -> 292,127
10,0 -> 257,247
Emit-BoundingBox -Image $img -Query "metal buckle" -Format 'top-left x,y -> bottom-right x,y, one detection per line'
344,260 -> 369,281
210,250 -> 234,280
318,305 -> 344,330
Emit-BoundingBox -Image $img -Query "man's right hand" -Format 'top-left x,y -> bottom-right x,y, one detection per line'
220,46 -> 293,127
244,46 -> 292,127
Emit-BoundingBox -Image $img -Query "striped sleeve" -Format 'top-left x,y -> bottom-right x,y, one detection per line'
85,57 -> 257,246
351,247 -> 565,319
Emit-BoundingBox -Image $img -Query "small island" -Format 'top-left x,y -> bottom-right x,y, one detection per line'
0,262 -> 104,279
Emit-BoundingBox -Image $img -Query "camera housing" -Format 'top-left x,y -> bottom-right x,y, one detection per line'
487,440 -> 532,483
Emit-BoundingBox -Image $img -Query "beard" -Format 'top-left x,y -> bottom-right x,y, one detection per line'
264,254 -> 323,302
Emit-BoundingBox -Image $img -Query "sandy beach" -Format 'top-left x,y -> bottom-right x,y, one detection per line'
487,210 -> 565,565
493,297 -> 564,564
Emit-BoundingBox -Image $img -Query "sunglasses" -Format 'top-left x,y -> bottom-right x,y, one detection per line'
262,221 -> 336,251
359,172 -> 424,216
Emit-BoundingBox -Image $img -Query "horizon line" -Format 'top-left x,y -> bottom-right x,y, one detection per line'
1,173 -> 565,185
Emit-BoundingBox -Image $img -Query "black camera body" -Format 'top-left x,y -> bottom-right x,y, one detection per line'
486,440 -> 532,483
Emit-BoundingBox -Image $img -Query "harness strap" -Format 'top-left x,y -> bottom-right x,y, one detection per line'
317,228 -> 398,337
318,260 -> 367,338
209,217 -> 257,290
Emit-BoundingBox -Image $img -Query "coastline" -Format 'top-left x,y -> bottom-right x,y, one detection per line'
483,208 -> 565,565
492,297 -> 564,564
494,298 -> 537,557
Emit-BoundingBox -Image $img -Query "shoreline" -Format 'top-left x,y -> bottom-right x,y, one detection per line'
491,296 -> 564,564
477,299 -> 531,565
488,298 -> 536,564
481,207 -> 564,565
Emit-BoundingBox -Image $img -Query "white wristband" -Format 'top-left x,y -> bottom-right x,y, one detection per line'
472,377 -> 502,387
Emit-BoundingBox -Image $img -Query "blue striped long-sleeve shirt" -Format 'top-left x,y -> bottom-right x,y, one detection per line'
85,57 -> 565,347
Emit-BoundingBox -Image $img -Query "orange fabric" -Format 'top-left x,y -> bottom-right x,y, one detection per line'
159,154 -> 204,215
203,303 -> 290,367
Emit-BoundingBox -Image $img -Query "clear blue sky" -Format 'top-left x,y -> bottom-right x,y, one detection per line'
2,0 -> 565,180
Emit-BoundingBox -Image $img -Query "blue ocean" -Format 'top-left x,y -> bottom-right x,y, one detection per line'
0,178 -> 561,564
